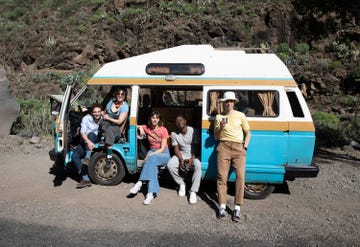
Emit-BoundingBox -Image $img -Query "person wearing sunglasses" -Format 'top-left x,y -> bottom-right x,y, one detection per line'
100,87 -> 129,167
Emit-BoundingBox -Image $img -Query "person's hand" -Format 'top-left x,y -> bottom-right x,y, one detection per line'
103,114 -> 110,121
88,141 -> 95,151
186,158 -> 193,170
179,158 -> 185,171
220,119 -> 227,129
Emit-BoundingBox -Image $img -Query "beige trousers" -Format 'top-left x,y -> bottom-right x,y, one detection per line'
216,141 -> 246,206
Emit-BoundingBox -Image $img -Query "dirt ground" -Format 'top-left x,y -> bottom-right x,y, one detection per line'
0,136 -> 359,246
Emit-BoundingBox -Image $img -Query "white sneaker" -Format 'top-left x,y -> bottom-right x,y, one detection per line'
129,181 -> 142,194
189,191 -> 197,204
178,184 -> 186,197
143,193 -> 154,205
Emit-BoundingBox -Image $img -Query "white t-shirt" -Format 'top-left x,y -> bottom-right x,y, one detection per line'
171,126 -> 200,159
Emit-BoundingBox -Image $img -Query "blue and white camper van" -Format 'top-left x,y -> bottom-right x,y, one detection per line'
49,45 -> 319,199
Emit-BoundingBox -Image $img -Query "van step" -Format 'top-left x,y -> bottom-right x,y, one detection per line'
137,159 -> 167,169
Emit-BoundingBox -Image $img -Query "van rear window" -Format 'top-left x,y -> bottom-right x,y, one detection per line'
208,90 -> 279,117
286,91 -> 304,117
146,63 -> 205,75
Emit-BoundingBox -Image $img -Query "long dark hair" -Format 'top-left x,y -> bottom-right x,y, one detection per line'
147,111 -> 164,127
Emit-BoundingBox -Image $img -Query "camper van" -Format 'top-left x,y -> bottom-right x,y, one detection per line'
49,45 -> 318,199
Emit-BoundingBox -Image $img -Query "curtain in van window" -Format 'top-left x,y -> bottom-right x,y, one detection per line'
257,92 -> 276,116
210,92 -> 222,115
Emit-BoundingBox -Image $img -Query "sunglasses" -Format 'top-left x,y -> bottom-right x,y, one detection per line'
115,92 -> 125,96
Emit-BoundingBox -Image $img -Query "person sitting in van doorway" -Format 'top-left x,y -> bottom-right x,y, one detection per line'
100,87 -> 129,167
167,115 -> 202,204
214,91 -> 251,222
72,104 -> 103,189
129,111 -> 171,205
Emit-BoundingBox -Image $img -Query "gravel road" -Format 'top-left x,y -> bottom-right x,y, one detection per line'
0,137 -> 359,246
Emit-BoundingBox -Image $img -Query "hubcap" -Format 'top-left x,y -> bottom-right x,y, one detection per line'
94,158 -> 118,180
245,184 -> 267,193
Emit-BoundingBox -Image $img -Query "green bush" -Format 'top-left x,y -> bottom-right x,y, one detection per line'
350,64 -> 360,81
276,43 -> 292,54
12,98 -> 51,136
342,116 -> 360,143
312,111 -> 347,147
294,43 -> 310,54
338,95 -> 358,107
328,60 -> 342,71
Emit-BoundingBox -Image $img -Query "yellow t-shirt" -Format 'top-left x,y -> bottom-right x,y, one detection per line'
214,110 -> 250,143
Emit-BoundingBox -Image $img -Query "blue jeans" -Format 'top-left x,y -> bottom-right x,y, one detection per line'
72,132 -> 98,180
139,148 -> 171,194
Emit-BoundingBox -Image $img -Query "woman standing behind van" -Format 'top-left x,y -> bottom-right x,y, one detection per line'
100,87 -> 129,166
130,111 -> 171,205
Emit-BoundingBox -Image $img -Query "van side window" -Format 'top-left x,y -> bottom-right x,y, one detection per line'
138,87 -> 202,133
208,90 -> 279,117
286,91 -> 304,117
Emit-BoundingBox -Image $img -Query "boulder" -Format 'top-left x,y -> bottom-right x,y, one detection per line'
0,66 -> 20,137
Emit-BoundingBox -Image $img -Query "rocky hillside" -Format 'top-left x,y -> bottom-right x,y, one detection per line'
0,0 -> 359,142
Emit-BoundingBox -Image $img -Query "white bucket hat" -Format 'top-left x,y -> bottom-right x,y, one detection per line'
220,91 -> 239,102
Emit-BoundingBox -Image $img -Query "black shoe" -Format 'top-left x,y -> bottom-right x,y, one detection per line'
232,209 -> 241,222
217,208 -> 228,219
76,180 -> 92,189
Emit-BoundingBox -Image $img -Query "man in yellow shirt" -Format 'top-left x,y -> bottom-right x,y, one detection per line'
214,91 -> 251,222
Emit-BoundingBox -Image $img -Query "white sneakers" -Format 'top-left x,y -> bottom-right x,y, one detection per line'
179,184 -> 197,204
129,181 -> 142,194
143,193 -> 154,205
178,184 -> 186,197
189,191 -> 197,204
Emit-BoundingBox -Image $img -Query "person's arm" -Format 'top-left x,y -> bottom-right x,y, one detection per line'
187,129 -> 200,168
80,115 -> 95,151
137,125 -> 146,137
243,129 -> 251,151
149,138 -> 168,155
103,112 -> 128,126
173,144 -> 185,168
81,132 -> 95,151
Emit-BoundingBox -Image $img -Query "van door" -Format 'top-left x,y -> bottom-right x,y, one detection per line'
202,86 -> 288,184
286,89 -> 315,165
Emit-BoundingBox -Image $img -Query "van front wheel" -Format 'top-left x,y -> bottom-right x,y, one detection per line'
88,152 -> 126,186
244,184 -> 275,200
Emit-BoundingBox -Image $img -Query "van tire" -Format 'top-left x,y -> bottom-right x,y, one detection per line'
88,152 -> 126,186
244,184 -> 275,200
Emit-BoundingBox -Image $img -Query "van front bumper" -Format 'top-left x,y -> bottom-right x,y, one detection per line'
284,164 -> 319,180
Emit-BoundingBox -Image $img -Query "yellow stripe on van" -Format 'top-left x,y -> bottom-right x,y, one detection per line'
201,120 -> 314,131
130,116 -> 136,125
87,77 -> 297,87
289,121 -> 315,131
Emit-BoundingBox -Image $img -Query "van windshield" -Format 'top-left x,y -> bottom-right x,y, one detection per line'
71,85 -> 112,112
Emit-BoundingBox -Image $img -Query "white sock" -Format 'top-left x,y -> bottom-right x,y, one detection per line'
146,193 -> 153,198
135,181 -> 142,188
235,205 -> 241,211
220,204 -> 226,209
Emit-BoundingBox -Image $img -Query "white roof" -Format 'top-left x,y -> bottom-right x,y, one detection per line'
89,45 -> 295,85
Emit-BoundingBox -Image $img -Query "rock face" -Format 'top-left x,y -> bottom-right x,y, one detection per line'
0,1 -> 359,140
0,66 -> 19,136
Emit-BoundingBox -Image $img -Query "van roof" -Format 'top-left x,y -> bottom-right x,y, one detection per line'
87,44 -> 296,86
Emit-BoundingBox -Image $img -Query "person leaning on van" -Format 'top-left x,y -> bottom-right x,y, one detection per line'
214,91 -> 251,222
100,87 -> 129,167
